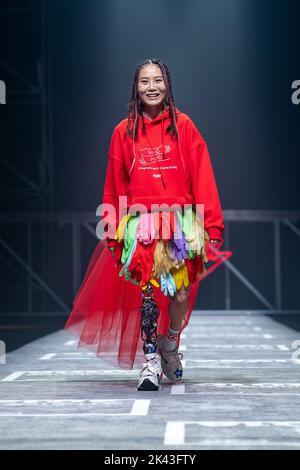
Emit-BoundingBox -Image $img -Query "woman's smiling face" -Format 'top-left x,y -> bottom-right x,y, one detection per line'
137,64 -> 167,110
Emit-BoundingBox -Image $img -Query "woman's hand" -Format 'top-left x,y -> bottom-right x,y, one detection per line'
209,238 -> 223,250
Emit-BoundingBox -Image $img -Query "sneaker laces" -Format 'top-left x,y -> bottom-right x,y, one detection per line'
141,355 -> 161,377
167,350 -> 183,369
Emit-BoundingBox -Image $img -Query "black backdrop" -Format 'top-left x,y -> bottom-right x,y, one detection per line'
1,1 -> 300,347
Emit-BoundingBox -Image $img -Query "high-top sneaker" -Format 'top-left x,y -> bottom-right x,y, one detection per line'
137,353 -> 162,391
157,335 -> 183,383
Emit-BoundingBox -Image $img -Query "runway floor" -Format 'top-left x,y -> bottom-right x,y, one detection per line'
1,312 -> 300,450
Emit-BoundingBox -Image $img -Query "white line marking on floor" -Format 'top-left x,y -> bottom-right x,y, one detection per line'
183,359 -> 290,364
165,439 -> 300,447
3,369 -> 138,381
181,392 -> 300,397
277,345 -> 289,351
43,352 -> 122,359
0,413 -> 137,417
263,334 -> 273,339
0,399 -> 132,405
190,383 -> 300,389
183,344 -> 280,351
1,372 -> 25,382
186,325 -> 254,330
64,340 -> 78,346
30,369 -> 138,375
39,353 -> 57,361
130,400 -> 150,416
0,398 -> 150,417
171,384 -> 185,395
254,327 -> 262,331
42,352 -> 96,360
175,420 -> 300,428
164,422 -> 185,445
164,421 -> 300,446
181,334 -> 267,338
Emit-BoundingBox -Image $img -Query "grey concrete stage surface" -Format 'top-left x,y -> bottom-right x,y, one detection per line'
1,312 -> 300,450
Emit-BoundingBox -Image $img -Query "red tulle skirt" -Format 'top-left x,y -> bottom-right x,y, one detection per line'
64,237 -> 207,369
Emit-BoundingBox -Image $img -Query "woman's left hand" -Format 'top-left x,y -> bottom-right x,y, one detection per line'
208,238 -> 223,251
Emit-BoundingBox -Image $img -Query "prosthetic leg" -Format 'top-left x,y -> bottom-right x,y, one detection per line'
140,283 -> 159,358
137,283 -> 162,391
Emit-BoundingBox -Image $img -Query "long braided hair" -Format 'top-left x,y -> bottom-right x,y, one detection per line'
124,58 -> 179,142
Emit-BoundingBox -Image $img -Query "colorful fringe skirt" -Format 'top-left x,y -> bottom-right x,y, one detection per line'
64,207 -> 209,369
113,207 -> 209,294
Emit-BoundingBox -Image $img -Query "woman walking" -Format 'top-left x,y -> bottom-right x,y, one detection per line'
65,58 -> 225,391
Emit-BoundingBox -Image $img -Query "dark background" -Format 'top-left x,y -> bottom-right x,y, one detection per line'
1,0 -> 300,350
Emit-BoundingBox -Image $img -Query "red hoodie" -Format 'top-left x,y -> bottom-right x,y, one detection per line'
102,107 -> 225,245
